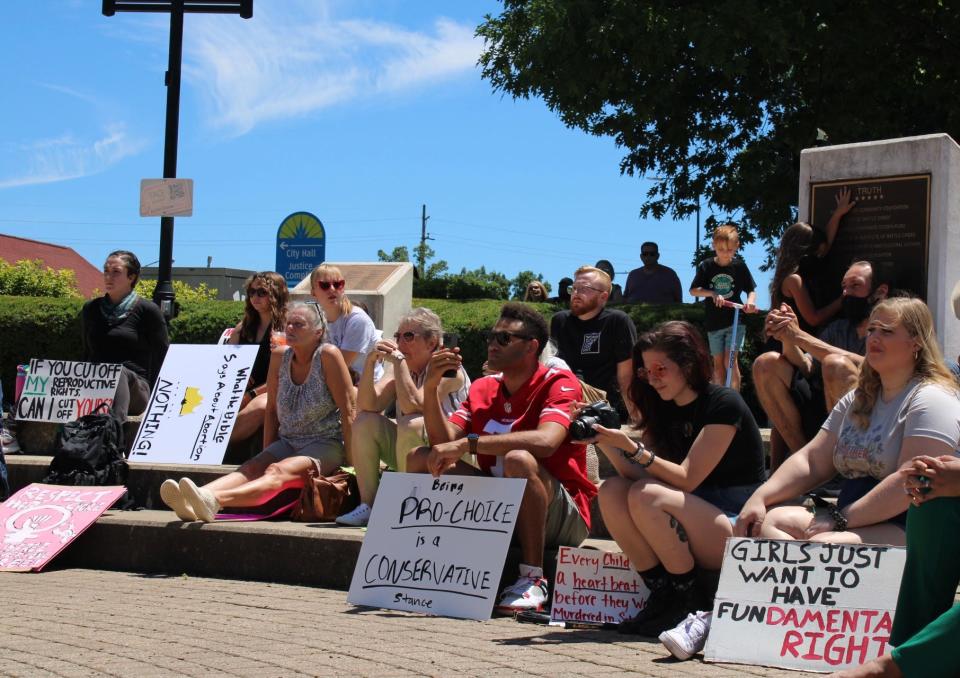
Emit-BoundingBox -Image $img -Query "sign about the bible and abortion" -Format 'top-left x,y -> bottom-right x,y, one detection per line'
347,473 -> 526,620
0,484 -> 127,572
128,344 -> 259,464
14,359 -> 121,424
549,547 -> 650,626
705,538 -> 906,673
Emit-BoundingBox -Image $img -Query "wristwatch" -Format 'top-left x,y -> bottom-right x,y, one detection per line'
467,433 -> 479,455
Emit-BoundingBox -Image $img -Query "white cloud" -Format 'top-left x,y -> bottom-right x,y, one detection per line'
182,3 -> 483,136
0,123 -> 147,189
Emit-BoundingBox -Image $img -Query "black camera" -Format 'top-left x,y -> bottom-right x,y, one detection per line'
569,400 -> 621,441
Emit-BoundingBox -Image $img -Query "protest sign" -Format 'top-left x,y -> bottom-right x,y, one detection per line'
705,538 -> 906,673
348,473 -> 526,620
128,345 -> 259,464
0,484 -> 127,572
15,359 -> 121,423
550,547 -> 649,626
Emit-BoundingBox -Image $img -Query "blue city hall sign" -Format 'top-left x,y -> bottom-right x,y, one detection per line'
275,211 -> 326,287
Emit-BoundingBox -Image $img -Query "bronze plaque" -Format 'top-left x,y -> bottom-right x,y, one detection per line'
810,174 -> 930,300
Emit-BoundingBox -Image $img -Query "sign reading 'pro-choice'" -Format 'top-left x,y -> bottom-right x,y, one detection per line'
705,538 -> 906,673
15,359 -> 121,423
348,473 -> 526,620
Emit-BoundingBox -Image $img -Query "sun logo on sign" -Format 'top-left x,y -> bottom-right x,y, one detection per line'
180,387 -> 203,416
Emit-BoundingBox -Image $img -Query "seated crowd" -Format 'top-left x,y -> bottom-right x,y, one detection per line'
70,243 -> 960,675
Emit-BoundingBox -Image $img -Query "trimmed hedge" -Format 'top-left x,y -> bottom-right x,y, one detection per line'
0,295 -> 767,422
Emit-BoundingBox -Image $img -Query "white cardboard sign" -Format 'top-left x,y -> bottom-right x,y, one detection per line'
550,546 -> 650,626
14,359 -> 121,423
348,472 -> 526,620
128,344 -> 259,464
705,538 -> 906,673
140,178 -> 193,217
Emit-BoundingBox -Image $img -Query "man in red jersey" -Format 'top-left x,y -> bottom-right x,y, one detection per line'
408,302 -> 596,613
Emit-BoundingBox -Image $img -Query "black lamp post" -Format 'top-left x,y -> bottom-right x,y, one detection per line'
102,0 -> 252,321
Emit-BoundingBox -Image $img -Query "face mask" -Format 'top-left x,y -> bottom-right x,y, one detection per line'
842,295 -> 872,323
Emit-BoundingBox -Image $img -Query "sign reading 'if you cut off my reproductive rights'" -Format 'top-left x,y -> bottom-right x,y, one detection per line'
348,473 -> 526,620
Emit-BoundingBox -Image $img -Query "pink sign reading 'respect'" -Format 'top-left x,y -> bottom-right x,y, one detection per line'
0,484 -> 127,572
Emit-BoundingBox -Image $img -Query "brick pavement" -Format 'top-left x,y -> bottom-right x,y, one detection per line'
0,569 -> 812,678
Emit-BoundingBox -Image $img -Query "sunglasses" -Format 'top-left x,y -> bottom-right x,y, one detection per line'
484,330 -> 533,346
315,279 -> 345,291
567,283 -> 603,295
394,331 -> 420,343
248,287 -> 270,298
637,363 -> 669,380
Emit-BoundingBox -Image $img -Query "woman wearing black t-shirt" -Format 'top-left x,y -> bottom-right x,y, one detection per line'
581,321 -> 764,639
81,251 -> 169,419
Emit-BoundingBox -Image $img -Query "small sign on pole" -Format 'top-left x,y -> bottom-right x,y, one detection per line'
14,359 -> 121,423
128,344 -> 259,464
275,211 -> 326,288
348,473 -> 526,620
705,538 -> 906,673
140,178 -> 194,217
0,484 -> 128,572
549,547 -> 649,626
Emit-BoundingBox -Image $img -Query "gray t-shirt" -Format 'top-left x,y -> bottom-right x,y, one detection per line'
823,380 -> 960,479
327,305 -> 382,380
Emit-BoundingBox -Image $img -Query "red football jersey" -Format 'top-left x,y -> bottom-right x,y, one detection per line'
448,364 -> 597,528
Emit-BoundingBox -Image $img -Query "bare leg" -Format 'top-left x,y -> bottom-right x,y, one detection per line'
712,354 -> 725,386
503,449 -> 553,569
769,428 -> 788,471
753,352 -> 807,452
203,452 -> 275,494
213,456 -> 315,507
598,476 -> 658,571
729,350 -> 741,391
822,353 -> 860,411
229,393 -> 268,442
761,506 -> 905,546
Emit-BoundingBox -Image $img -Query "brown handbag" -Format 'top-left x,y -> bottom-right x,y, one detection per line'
291,458 -> 359,522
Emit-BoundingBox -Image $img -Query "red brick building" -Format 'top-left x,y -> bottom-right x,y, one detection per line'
0,234 -> 102,297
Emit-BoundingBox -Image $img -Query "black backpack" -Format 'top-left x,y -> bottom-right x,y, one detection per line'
43,403 -> 128,488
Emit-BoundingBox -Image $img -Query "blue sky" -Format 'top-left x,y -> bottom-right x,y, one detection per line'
2,0 -> 773,306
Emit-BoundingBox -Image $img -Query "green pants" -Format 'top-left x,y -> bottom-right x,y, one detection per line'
890,496 -> 960,678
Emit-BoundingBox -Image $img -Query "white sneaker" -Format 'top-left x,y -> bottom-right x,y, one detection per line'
336,503 -> 372,527
178,478 -> 220,523
1,428 -> 20,454
658,610 -> 712,661
496,574 -> 549,613
160,479 -> 197,521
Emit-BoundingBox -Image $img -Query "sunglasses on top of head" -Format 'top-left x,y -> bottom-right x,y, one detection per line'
484,330 -> 533,346
315,279 -> 345,291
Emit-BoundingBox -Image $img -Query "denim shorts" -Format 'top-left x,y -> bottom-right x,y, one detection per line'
707,324 -> 747,356
693,482 -> 762,525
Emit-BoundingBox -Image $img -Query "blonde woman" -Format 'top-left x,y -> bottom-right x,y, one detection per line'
337,308 -> 469,526
310,264 -> 380,382
737,297 -> 960,546
523,280 -> 548,302
161,302 -> 355,522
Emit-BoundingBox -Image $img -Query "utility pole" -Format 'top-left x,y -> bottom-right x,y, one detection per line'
102,0 -> 252,321
418,204 -> 433,279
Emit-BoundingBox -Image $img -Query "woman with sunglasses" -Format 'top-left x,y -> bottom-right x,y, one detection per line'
226,272 -> 289,446
81,250 -> 169,419
310,264 -> 381,384
579,320 -> 765,640
336,307 -> 470,526
161,302 -> 355,522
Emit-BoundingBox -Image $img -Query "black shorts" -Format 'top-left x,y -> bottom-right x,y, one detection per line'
789,370 -> 827,443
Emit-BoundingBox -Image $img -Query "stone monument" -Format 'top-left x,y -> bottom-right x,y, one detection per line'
798,133 -> 960,361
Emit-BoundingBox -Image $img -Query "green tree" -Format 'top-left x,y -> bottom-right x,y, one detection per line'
0,259 -> 82,298
135,279 -> 218,303
478,1 -> 960,251
510,270 -> 551,299
377,246 -> 410,263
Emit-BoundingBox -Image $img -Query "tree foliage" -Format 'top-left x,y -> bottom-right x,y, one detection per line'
135,279 -> 218,303
510,270 -> 551,299
0,259 -> 82,298
478,1 -> 960,250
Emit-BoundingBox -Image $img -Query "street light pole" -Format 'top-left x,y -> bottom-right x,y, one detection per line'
102,0 -> 253,321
